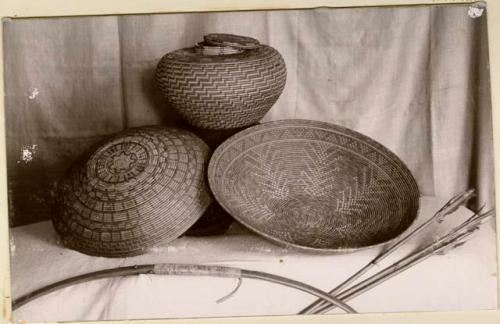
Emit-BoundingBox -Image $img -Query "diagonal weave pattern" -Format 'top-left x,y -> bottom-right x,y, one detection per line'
208,120 -> 420,252
52,126 -> 212,257
155,44 -> 287,130
176,120 -> 260,236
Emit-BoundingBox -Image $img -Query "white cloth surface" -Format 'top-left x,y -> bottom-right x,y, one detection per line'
10,197 -> 497,321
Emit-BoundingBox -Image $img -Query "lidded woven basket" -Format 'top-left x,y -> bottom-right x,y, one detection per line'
155,33 -> 287,130
208,119 -> 420,252
52,126 -> 212,257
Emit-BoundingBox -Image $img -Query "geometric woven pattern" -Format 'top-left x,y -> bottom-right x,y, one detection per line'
175,121 -> 260,236
155,40 -> 287,130
52,126 -> 212,257
208,120 -> 420,252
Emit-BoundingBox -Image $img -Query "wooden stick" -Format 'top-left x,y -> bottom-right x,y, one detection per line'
321,230 -> 476,313
309,209 -> 493,314
12,263 -> 356,314
300,189 -> 476,314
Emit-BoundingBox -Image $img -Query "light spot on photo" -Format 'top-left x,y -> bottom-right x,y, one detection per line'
18,144 -> 38,164
28,87 -> 40,100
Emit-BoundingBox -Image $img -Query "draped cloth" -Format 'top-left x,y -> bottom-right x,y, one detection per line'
3,5 -> 494,226
9,198 -> 498,320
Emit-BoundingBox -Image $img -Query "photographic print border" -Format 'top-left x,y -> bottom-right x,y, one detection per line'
1,0 -> 499,323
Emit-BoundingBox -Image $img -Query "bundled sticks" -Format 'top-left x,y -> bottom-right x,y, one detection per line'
299,189 -> 495,315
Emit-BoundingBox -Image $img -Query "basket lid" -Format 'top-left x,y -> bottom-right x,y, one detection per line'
53,126 -> 212,257
203,33 -> 261,49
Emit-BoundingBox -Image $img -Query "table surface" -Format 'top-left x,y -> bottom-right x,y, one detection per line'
8,196 -> 498,321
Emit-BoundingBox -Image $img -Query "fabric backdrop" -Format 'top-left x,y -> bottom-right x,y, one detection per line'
3,4 -> 494,226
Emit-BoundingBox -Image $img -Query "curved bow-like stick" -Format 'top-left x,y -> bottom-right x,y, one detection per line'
12,263 -> 356,314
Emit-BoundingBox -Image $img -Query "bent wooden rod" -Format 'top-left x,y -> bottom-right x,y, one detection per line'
12,263 -> 356,314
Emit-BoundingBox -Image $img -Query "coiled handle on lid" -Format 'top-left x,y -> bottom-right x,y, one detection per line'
195,33 -> 261,56
204,33 -> 261,49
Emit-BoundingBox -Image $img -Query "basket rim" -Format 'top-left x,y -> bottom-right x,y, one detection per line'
207,119 -> 421,253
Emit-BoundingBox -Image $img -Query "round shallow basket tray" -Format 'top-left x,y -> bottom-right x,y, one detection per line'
208,119 -> 420,252
52,126 -> 212,257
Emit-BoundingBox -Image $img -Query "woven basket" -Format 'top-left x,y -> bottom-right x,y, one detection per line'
52,126 -> 212,257
155,33 -> 287,130
176,119 -> 259,236
208,119 -> 420,252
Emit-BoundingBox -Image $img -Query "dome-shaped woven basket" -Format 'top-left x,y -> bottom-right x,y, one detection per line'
208,120 -> 420,252
155,33 -> 287,130
52,126 -> 212,257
